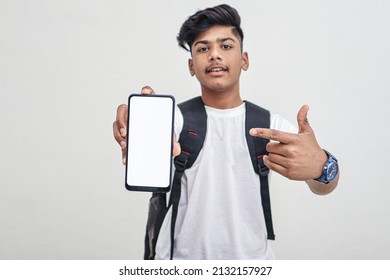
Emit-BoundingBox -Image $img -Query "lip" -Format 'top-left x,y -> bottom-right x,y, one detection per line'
206,65 -> 228,76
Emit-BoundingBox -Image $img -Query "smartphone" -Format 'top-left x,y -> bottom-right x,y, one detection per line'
125,94 -> 175,192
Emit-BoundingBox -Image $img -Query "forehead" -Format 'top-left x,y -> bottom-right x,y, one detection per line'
193,25 -> 240,44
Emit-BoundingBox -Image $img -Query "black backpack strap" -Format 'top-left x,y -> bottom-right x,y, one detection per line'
144,192 -> 167,260
168,96 -> 207,259
244,101 -> 275,240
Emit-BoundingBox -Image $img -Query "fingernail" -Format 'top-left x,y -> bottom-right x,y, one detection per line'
250,129 -> 257,136
120,141 -> 126,149
120,128 -> 126,137
122,157 -> 126,165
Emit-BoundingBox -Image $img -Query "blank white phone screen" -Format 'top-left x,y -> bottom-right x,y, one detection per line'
126,95 -> 174,189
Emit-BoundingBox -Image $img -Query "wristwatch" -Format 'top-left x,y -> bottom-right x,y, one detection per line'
315,149 -> 339,184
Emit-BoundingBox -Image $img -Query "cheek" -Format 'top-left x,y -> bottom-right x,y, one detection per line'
192,60 -> 202,71
191,55 -> 207,71
192,63 -> 206,76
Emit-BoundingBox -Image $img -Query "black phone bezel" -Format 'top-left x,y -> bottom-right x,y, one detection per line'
125,93 -> 175,193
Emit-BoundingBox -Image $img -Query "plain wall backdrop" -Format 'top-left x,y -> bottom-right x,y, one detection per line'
1,0 -> 389,259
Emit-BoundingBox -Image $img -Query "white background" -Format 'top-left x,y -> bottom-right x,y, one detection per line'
1,0 -> 389,260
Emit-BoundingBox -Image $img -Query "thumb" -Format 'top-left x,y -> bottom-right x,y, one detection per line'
173,133 -> 181,157
297,105 -> 312,134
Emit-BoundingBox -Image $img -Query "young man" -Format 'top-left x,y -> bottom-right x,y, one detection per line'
113,4 -> 339,259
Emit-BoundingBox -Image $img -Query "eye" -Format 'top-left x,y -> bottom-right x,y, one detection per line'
222,44 -> 232,50
197,46 -> 209,53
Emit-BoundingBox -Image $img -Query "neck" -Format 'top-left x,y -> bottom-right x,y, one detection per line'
200,86 -> 243,109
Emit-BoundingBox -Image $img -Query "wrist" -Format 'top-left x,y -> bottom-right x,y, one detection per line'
314,149 -> 339,184
315,150 -> 328,178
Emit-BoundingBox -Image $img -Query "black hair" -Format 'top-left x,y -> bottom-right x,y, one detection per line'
177,4 -> 244,52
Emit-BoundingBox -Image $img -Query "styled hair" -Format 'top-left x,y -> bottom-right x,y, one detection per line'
177,4 -> 244,52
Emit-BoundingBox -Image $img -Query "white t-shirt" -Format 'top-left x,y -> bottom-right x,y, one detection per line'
155,101 -> 296,260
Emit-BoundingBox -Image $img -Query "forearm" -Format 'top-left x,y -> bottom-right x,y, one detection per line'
306,172 -> 340,195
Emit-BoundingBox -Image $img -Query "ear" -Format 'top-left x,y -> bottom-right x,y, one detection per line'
188,58 -> 195,76
241,52 -> 249,71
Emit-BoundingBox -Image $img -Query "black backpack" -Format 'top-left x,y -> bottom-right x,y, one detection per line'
144,96 -> 274,260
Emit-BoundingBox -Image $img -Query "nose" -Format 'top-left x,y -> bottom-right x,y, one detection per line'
208,47 -> 221,61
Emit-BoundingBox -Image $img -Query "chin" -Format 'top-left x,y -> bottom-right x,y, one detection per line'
203,85 -> 228,94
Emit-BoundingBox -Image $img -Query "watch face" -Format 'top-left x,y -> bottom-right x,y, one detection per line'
326,162 -> 339,181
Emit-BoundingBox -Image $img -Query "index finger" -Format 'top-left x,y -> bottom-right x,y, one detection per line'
249,128 -> 297,144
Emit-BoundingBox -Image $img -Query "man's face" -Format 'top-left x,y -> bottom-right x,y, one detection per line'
189,25 -> 249,94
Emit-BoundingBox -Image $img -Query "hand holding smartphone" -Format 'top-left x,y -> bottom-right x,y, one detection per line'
125,94 -> 175,192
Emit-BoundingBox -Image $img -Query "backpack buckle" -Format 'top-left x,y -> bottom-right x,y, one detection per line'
257,155 -> 270,176
174,153 -> 189,172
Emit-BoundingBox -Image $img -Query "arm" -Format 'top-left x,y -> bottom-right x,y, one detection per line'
250,105 -> 339,195
307,172 -> 339,195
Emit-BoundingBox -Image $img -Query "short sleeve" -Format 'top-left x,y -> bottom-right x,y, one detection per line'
270,113 -> 298,133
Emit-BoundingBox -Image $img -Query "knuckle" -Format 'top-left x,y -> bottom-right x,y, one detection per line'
270,129 -> 278,139
114,134 -> 122,143
285,147 -> 296,157
116,104 -> 127,116
284,157 -> 292,167
141,86 -> 154,94
285,169 -> 296,180
113,127 -> 123,143
113,122 -> 118,135
117,103 -> 127,111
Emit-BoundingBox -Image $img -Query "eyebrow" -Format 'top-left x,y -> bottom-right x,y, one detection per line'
193,37 -> 237,47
